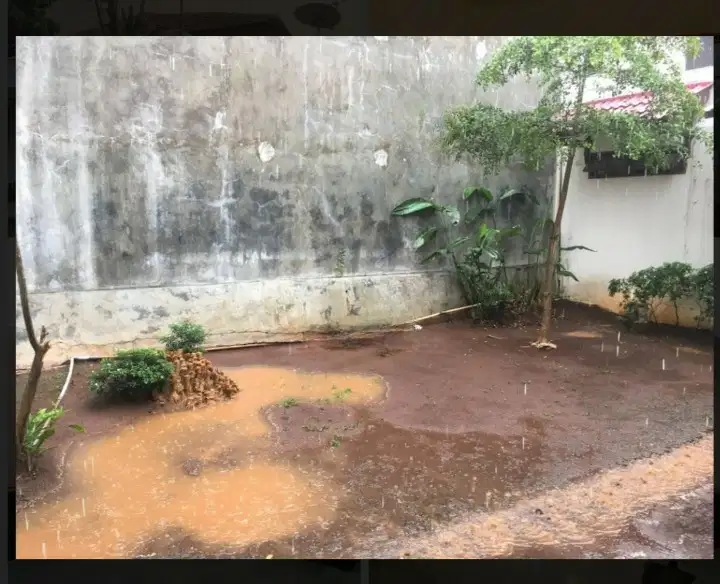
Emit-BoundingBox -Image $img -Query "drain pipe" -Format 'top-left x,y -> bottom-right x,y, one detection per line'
55,356 -> 97,406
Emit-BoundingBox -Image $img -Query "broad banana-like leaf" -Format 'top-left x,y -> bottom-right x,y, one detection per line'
500,225 -> 522,238
463,186 -> 493,202
465,206 -> 496,224
413,227 -> 439,249
475,223 -> 490,246
560,245 -> 597,252
441,205 -> 461,225
449,236 -> 471,249
499,189 -> 539,205
391,198 -> 438,216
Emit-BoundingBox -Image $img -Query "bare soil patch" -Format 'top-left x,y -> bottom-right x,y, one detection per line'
15,301 -> 713,558
206,301 -> 713,557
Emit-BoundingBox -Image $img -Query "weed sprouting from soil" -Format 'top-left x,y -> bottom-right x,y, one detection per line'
279,397 -> 299,408
331,387 -> 352,402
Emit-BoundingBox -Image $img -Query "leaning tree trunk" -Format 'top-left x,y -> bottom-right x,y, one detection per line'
533,70 -> 587,349
534,148 -> 576,348
15,239 -> 51,459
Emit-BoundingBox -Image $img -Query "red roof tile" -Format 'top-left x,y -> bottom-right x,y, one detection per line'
584,81 -> 713,115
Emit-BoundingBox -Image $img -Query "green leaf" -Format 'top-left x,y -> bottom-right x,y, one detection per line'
499,189 -> 539,205
465,207 -> 496,224
391,198 -> 438,216
449,236 -> 471,250
68,424 -> 86,433
557,265 -> 579,281
561,245 -> 597,252
421,250 -> 446,263
500,225 -> 522,238
413,227 -> 439,249
441,205 -> 461,225
463,186 -> 493,202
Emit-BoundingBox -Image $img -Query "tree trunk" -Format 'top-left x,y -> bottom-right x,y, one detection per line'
15,239 -> 51,459
17,339 -> 50,461
534,67 -> 588,349
535,148 -> 576,346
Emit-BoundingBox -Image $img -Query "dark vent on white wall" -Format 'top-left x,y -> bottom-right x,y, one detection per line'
583,147 -> 689,179
686,36 -> 713,70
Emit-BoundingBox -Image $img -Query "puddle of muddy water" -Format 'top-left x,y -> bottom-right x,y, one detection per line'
234,412 -> 551,558
16,367 -> 386,559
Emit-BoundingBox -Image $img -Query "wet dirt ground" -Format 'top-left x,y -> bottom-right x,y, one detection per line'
15,302 -> 714,558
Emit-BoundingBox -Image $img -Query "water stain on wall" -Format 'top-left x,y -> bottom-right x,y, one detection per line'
16,367 -> 386,559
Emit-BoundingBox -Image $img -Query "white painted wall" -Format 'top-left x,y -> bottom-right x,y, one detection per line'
560,47 -> 713,327
562,131 -> 713,315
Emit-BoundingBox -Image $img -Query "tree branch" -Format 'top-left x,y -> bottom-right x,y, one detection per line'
15,239 -> 40,352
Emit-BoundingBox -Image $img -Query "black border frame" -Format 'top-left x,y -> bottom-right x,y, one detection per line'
6,2 -> 719,581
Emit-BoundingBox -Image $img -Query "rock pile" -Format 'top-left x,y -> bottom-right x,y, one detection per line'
158,351 -> 240,409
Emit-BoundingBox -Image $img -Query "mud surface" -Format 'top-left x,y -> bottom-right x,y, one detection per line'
605,482 -> 714,559
264,403 -> 364,451
15,302 -> 714,558
387,435 -> 713,558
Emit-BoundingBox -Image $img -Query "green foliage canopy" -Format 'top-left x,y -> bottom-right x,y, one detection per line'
440,36 -> 712,174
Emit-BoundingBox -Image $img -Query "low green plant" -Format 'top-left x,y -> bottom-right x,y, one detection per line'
329,436 -> 342,448
690,264 -> 713,326
89,348 -> 174,400
608,262 -> 702,326
331,387 -> 352,402
279,397 -> 299,408
23,407 -> 85,472
160,320 -> 207,353
392,186 -> 538,321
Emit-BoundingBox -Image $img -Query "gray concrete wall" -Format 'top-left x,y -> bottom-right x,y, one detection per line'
16,36 -> 552,367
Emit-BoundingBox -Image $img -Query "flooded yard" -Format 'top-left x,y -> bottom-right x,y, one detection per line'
16,302 -> 714,558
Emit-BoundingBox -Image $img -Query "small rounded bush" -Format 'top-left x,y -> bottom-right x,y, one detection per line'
90,348 -> 174,400
160,319 -> 207,353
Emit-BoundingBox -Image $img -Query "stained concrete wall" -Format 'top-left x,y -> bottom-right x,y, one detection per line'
16,36 -> 551,367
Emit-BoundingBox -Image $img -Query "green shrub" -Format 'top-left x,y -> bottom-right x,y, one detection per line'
391,186 -> 593,322
160,320 -> 207,353
690,263 -> 713,326
23,407 -> 85,471
609,262 -> 708,326
391,187 -> 532,322
89,348 -> 174,400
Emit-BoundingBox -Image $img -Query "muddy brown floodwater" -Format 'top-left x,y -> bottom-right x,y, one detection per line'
15,302 -> 714,558
16,368 -> 385,558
